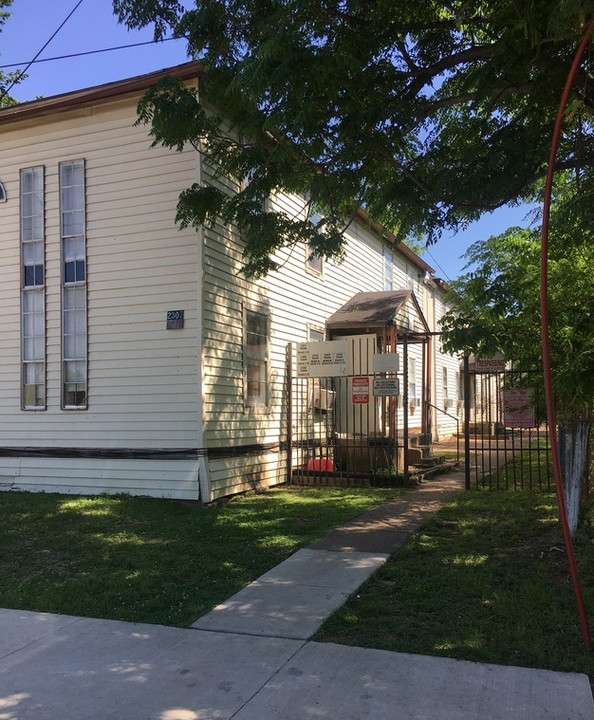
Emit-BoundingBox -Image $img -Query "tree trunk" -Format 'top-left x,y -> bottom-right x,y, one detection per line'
558,420 -> 589,538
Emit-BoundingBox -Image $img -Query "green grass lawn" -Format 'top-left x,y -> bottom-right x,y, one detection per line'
0,486 -> 401,628
315,488 -> 594,675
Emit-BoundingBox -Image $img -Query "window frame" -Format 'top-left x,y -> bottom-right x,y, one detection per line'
384,248 -> 393,291
305,198 -> 324,277
305,245 -> 324,277
243,305 -> 270,411
20,166 -> 46,411
59,159 -> 88,410
307,325 -> 325,343
408,355 -> 417,398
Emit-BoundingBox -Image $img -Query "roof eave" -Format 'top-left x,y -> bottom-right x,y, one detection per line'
0,61 -> 204,126
353,206 -> 434,275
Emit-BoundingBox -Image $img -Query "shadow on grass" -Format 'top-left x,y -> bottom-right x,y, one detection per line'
0,486 -> 399,627
315,489 -> 594,675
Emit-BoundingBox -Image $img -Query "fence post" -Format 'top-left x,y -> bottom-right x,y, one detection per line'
464,354 -> 471,490
403,335 -> 409,484
286,343 -> 293,484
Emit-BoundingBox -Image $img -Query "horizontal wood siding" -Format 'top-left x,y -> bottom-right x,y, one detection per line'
0,93 -> 201,498
434,294 -> 462,436
0,457 -> 199,499
201,178 -> 446,496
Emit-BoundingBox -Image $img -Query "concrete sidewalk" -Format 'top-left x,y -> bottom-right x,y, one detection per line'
193,473 -> 464,640
1,471 -> 593,720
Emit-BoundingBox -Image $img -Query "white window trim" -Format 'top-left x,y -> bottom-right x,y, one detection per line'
408,356 -> 417,398
243,305 -> 270,412
305,245 -> 324,277
307,325 -> 325,342
20,166 -> 46,410
384,248 -> 393,291
60,159 -> 88,410
305,196 -> 324,277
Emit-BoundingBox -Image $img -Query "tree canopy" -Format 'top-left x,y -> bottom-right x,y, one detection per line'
440,200 -> 594,420
113,0 -> 594,275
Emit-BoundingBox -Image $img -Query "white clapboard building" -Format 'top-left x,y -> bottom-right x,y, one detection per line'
0,62 -> 460,501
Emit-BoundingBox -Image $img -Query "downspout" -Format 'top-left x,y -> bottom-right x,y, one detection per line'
421,339 -> 427,435
403,335 -> 409,483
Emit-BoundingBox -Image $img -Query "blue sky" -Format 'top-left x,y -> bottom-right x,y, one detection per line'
0,0 -> 539,280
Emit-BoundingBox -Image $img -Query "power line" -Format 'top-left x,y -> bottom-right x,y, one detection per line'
0,36 -> 185,71
425,248 -> 453,282
1,0 -> 87,100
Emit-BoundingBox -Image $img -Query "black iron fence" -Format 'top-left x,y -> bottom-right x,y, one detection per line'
289,373 -> 407,486
464,360 -> 553,491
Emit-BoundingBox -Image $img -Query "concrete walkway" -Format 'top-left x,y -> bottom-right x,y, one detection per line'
1,471 -> 593,720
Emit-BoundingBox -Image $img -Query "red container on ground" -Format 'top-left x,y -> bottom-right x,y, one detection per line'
307,458 -> 334,471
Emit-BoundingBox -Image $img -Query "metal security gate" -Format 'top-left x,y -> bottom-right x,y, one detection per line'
288,335 -> 418,486
290,373 -> 404,485
464,357 -> 553,490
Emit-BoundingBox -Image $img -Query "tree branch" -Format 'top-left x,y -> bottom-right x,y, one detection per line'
407,81 -> 535,129
405,43 -> 498,80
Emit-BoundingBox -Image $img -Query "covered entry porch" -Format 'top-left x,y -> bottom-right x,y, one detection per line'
288,290 -> 448,485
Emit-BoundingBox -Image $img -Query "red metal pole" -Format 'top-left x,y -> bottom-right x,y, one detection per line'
540,19 -> 594,651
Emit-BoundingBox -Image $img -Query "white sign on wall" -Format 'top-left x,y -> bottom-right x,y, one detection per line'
373,353 -> 400,373
297,340 -> 348,378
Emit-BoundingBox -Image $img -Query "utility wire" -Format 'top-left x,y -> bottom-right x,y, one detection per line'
0,36 -> 185,71
1,0 -> 86,101
424,248 -> 452,282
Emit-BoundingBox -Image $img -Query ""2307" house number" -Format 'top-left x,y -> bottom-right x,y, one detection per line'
166,310 -> 184,329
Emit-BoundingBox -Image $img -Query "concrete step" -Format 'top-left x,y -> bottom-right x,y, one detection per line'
411,455 -> 446,468
408,446 -> 440,464
412,459 -> 461,480
408,433 -> 432,448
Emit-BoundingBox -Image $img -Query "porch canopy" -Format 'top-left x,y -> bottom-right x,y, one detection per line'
325,290 -> 430,337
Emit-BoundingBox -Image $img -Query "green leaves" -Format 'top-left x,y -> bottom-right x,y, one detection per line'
114,0 -> 594,274
440,194 -> 594,419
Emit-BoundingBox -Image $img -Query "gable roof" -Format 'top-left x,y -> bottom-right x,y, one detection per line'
0,61 -> 204,127
326,290 -> 430,334
0,61 -> 434,276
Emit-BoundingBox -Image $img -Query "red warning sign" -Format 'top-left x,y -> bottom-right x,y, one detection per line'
352,376 -> 370,404
503,388 -> 536,428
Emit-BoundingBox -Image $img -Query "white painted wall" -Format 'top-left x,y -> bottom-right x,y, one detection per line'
0,93 -> 201,498
200,179 -> 455,497
0,75 -> 460,501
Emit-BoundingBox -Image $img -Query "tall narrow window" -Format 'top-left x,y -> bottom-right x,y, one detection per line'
20,167 -> 45,409
306,199 -> 324,276
408,356 -> 416,398
384,249 -> 393,290
245,308 -> 269,408
306,247 -> 324,275
443,367 -> 448,400
60,160 -> 87,409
